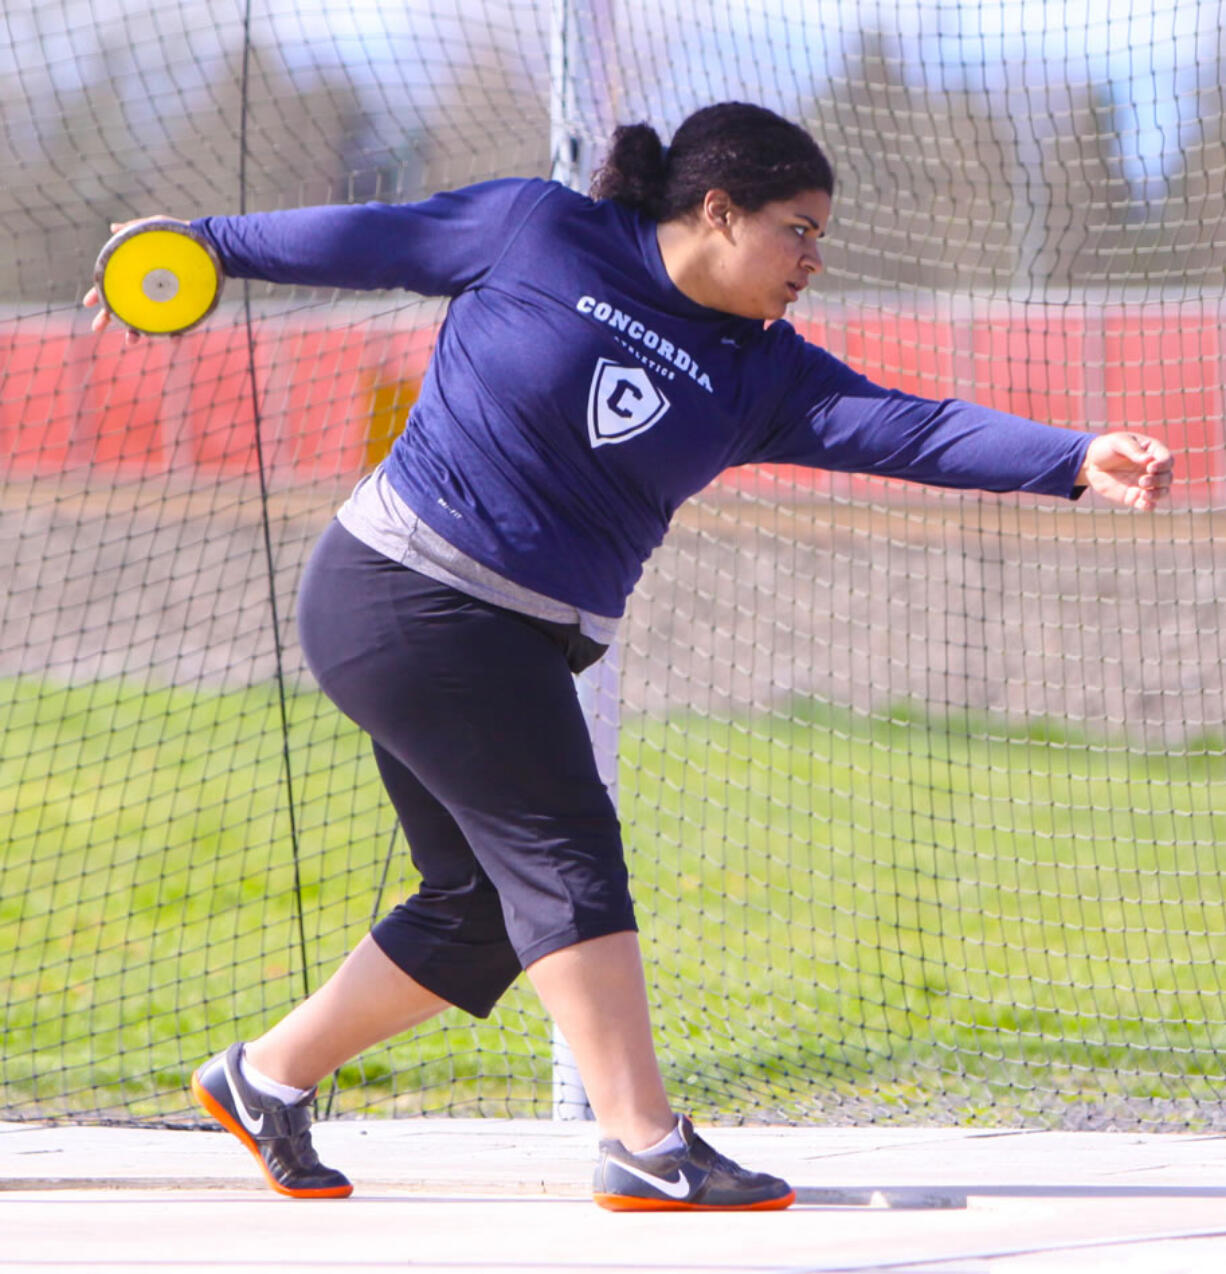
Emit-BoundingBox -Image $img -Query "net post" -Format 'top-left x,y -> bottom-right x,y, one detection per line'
549,0 -> 580,188
549,0 -> 618,190
551,1028 -> 594,1121
549,0 -> 618,1123
553,647 -> 621,1121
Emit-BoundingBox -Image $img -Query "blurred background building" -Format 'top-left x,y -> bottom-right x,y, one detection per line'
3,0 -> 1223,303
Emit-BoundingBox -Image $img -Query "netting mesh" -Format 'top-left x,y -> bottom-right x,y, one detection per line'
3,1 -> 1226,1129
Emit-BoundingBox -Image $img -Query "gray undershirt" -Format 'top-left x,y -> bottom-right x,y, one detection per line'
336,465 -> 620,647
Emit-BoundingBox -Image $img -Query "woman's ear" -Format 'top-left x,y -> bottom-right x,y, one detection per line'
701,188 -> 735,233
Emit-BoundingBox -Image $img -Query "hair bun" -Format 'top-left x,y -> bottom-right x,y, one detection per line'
589,123 -> 668,217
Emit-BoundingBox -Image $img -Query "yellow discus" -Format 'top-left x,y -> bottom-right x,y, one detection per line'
94,219 -> 224,335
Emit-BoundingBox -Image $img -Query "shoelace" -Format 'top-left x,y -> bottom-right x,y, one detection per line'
288,1131 -> 321,1167
690,1137 -> 754,1180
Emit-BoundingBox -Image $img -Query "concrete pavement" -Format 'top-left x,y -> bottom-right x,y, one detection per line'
4,1120 -> 1226,1272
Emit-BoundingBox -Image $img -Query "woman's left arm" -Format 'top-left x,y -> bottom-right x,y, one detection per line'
752,331 -> 1175,511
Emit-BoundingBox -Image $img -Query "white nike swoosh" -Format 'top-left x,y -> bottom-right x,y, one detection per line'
614,1158 -> 692,1200
223,1055 -> 265,1136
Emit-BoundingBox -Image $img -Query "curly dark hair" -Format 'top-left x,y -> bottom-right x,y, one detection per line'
589,102 -> 834,220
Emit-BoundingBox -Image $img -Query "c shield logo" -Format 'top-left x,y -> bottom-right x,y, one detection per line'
586,358 -> 670,448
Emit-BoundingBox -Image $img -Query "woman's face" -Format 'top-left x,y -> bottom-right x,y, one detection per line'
705,188 -> 831,321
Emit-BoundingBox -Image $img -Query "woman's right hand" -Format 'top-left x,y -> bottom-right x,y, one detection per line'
85,216 -> 190,344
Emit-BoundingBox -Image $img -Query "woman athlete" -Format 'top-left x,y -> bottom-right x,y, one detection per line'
85,102 -> 1172,1211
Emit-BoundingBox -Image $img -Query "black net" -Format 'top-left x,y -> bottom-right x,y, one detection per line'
3,1 -> 1226,1129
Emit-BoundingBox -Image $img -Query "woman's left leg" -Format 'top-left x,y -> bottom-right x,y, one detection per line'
525,930 -> 673,1151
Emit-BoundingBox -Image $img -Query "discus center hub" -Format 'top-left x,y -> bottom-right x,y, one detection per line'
141,268 -> 180,302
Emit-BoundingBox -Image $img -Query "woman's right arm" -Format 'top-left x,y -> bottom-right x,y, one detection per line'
85,178 -> 550,339
84,216 -> 190,343
195,178 -> 548,295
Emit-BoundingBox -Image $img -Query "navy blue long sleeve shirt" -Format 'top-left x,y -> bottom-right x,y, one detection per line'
194,179 -> 1091,617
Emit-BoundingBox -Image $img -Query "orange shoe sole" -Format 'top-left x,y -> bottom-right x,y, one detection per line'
190,1070 -> 353,1200
593,1188 -> 796,1212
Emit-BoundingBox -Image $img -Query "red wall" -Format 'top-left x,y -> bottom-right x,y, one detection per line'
0,321 -> 435,482
2,308 -> 1221,502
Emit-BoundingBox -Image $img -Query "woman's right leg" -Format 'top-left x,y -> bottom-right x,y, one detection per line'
245,735 -> 521,1089
192,727 -> 517,1199
243,934 -> 449,1092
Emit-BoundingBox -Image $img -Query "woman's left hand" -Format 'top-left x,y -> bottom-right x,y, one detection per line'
1076,432 -> 1174,512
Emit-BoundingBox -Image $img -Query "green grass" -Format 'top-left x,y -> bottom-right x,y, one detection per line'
5,676 -> 1226,1127
626,704 -> 1226,1125
0,676 -> 551,1122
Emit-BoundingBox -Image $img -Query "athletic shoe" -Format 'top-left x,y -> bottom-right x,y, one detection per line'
593,1115 -> 795,1211
190,1043 -> 353,1199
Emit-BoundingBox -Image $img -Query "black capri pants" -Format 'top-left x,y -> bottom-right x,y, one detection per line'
296,519 -> 636,1017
